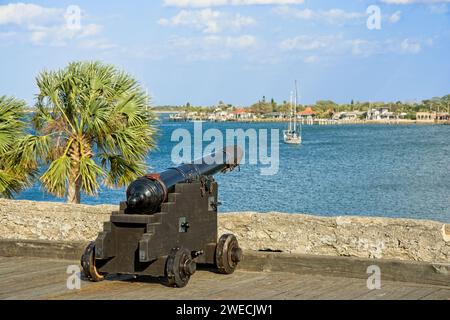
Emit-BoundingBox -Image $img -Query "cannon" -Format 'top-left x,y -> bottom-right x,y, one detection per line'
81,146 -> 243,287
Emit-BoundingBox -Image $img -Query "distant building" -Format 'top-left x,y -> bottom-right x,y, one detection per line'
297,107 -> 316,119
366,107 -> 394,120
208,108 -> 233,121
416,112 -> 433,121
333,110 -> 365,120
231,108 -> 254,120
416,112 -> 450,121
262,112 -> 286,119
169,111 -> 186,121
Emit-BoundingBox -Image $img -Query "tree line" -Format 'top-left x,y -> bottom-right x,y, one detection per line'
156,94 -> 450,120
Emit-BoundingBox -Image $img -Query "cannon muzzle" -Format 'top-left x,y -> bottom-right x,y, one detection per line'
125,145 -> 243,214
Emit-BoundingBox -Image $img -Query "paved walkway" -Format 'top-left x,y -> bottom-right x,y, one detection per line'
0,256 -> 449,300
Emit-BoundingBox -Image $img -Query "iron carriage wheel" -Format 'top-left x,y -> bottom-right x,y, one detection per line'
80,241 -> 106,282
215,234 -> 242,274
165,247 -> 197,288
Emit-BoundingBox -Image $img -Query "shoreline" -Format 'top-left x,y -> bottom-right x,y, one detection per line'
155,114 -> 450,125
1,199 -> 448,264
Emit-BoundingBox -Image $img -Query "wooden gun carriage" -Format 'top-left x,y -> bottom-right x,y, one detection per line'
81,146 -> 243,287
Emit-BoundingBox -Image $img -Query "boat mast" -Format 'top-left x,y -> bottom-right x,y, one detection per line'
294,80 -> 298,132
289,91 -> 293,132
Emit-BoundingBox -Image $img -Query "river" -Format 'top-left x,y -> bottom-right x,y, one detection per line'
17,116 -> 450,222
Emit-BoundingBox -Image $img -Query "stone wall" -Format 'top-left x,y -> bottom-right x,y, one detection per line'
221,213 -> 450,264
0,199 -> 449,263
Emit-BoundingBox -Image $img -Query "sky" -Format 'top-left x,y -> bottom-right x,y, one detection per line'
0,0 -> 449,106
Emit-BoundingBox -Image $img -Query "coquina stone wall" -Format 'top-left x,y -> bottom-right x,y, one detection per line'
0,199 -> 449,263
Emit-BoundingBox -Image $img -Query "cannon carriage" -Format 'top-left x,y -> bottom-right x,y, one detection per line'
81,146 -> 243,287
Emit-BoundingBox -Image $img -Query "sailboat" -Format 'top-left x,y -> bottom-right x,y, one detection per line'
283,81 -> 302,144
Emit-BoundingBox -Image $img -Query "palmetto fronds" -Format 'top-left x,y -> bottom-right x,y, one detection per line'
0,96 -> 34,198
25,61 -> 156,203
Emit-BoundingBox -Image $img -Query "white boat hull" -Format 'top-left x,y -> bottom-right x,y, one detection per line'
285,138 -> 301,144
283,131 -> 302,144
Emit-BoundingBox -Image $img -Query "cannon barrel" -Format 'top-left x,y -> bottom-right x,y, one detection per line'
125,145 -> 243,214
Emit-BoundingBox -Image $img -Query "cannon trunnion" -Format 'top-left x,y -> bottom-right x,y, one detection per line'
81,147 -> 243,287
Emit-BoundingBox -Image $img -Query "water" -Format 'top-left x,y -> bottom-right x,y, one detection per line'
18,116 -> 450,222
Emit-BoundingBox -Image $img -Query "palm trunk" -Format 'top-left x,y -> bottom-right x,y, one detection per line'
67,141 -> 82,204
67,175 -> 81,204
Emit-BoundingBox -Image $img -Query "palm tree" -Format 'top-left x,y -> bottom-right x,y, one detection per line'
15,61 -> 157,203
0,96 -> 34,198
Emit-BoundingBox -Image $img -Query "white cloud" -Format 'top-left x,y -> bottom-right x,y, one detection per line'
171,34 -> 257,49
158,9 -> 254,33
323,9 -> 364,21
280,35 -> 336,51
349,39 -> 370,56
164,34 -> 257,61
216,34 -> 256,48
399,39 -> 421,53
279,34 -> 376,56
429,4 -> 449,13
163,0 -> 305,7
274,6 -> 365,24
29,23 -> 102,46
0,31 -> 16,39
0,3 -> 62,26
280,34 -> 428,58
389,11 -> 401,23
0,2 -> 108,48
303,55 -> 319,63
79,38 -> 117,50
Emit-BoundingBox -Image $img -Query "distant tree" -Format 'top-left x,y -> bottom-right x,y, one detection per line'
315,100 -> 337,113
243,93 -> 450,118
432,96 -> 446,112
270,98 -> 277,112
250,100 -> 273,114
442,94 -> 450,113
319,109 -> 334,119
424,99 -> 441,112
341,104 -> 350,112
405,112 -> 417,120
278,101 -> 291,114
360,102 -> 371,111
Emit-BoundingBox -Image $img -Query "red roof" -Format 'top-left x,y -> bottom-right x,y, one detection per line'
232,108 -> 247,115
298,107 -> 316,116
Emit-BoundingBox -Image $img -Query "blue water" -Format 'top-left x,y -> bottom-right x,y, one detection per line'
18,116 -> 450,222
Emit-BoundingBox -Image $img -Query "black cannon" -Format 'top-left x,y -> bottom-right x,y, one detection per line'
81,146 -> 243,287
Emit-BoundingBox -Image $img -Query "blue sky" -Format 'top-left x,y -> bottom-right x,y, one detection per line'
0,0 -> 449,106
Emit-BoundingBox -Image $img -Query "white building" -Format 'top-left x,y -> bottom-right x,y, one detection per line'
366,107 -> 393,120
